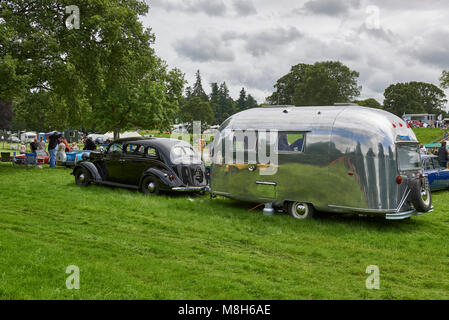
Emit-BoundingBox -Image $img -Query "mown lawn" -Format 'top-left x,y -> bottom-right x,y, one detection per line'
412,128 -> 447,144
0,162 -> 449,300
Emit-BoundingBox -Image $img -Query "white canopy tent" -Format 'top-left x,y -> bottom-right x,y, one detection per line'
89,132 -> 142,141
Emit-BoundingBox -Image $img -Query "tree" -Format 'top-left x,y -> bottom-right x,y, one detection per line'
246,94 -> 259,109
1,0 -> 184,138
217,82 -> 235,123
209,82 -> 220,123
383,82 -> 447,116
441,70 -> 449,89
191,70 -> 209,102
179,97 -> 214,132
0,100 -> 13,130
266,63 -> 308,105
353,98 -> 382,109
236,88 -> 247,112
267,61 -> 361,106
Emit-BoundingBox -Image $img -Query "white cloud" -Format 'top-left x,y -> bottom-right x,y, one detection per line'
144,0 -> 449,106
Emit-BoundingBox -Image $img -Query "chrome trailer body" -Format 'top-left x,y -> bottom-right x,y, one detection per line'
210,106 -> 431,220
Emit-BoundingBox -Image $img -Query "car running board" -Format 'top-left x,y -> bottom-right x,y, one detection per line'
96,180 -> 139,190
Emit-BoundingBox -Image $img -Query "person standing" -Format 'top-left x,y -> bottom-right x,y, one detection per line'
83,136 -> 97,151
56,138 -> 67,164
420,144 -> 427,156
30,138 -> 39,154
47,132 -> 60,169
438,141 -> 449,169
19,142 -> 27,154
38,136 -> 46,151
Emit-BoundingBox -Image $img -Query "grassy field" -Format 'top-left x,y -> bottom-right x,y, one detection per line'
0,161 -> 449,300
412,128 -> 447,144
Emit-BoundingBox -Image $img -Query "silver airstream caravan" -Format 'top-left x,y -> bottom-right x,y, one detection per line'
210,105 -> 432,220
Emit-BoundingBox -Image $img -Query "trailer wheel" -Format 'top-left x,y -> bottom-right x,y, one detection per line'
409,178 -> 432,213
287,202 -> 315,220
75,167 -> 91,187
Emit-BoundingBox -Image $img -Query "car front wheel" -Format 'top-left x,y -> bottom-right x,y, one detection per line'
142,176 -> 160,195
75,168 -> 91,187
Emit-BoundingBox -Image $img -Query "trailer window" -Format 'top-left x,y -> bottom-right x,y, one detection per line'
397,144 -> 421,171
278,132 -> 305,153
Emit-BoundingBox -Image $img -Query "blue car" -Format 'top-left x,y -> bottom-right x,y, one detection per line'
422,155 -> 449,191
65,151 -> 91,167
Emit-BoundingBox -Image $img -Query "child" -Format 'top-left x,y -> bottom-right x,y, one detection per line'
19,142 -> 26,154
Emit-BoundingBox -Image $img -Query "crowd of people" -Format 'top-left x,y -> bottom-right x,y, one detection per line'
408,120 -> 449,129
420,142 -> 449,168
15,133 -> 98,169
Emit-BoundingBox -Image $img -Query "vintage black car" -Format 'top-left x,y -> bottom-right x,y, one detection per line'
72,138 -> 208,194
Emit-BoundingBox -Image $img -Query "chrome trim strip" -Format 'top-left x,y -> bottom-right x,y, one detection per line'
213,191 -> 231,197
172,186 -> 206,192
255,181 -> 277,186
328,205 -> 396,214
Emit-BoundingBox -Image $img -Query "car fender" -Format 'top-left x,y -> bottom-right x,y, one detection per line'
140,168 -> 179,188
73,162 -> 102,182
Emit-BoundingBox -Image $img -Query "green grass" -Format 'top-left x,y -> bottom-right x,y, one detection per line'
1,162 -> 449,300
413,128 -> 447,144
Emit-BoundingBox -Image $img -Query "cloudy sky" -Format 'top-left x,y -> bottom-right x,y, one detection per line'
142,0 -> 449,108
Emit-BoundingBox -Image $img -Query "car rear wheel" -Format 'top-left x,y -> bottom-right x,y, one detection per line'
142,176 -> 160,195
287,202 -> 315,220
410,178 -> 432,212
75,167 -> 91,187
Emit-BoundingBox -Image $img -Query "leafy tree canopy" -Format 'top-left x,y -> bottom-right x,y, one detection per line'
441,70 -> 449,89
179,97 -> 213,132
353,98 -> 382,109
267,61 -> 361,106
1,0 -> 184,137
383,81 -> 447,116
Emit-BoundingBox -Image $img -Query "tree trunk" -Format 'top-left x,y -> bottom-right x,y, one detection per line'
114,128 -> 120,141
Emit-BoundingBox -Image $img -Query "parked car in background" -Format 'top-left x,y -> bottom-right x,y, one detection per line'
95,137 -> 105,145
422,155 -> 449,191
20,132 -> 37,143
64,151 -> 92,168
72,138 -> 208,194
7,136 -> 21,143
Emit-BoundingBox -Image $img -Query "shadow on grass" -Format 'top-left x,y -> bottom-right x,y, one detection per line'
62,173 -> 428,233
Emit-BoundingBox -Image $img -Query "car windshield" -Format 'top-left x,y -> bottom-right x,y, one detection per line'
397,144 -> 421,171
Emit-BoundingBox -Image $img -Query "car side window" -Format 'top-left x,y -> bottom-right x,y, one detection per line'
123,144 -> 138,154
108,143 -> 123,154
146,147 -> 159,159
432,158 -> 442,170
135,145 -> 145,155
423,159 -> 434,170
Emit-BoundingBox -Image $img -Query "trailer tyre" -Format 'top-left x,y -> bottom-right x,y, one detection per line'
410,178 -> 432,213
288,202 -> 315,220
